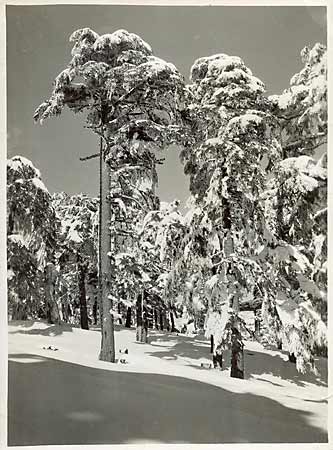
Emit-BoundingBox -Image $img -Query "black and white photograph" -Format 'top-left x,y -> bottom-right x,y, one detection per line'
3,1 -> 329,447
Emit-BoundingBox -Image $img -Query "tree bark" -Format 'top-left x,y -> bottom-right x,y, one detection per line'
170,310 -> 176,332
93,300 -> 98,325
159,309 -> 164,331
213,350 -> 223,369
44,263 -> 60,325
164,309 -> 170,331
62,300 -> 69,323
125,306 -> 132,328
86,272 -> 97,323
142,308 -> 149,343
136,293 -> 144,342
288,352 -> 297,363
8,211 -> 14,235
98,137 -> 103,331
11,302 -> 28,320
117,302 -> 123,325
210,335 -> 214,353
254,310 -> 260,336
99,157 -> 115,362
78,260 -> 89,330
153,308 -> 159,329
230,326 -> 244,379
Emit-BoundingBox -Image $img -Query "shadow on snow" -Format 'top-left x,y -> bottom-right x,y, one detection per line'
9,323 -> 74,337
146,332 -> 328,388
8,322 -> 125,337
8,353 -> 327,445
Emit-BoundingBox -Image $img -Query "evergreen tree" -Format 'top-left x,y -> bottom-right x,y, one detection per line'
34,28 -> 186,361
178,44 -> 327,374
139,200 -> 187,333
260,44 -> 328,371
52,192 -> 99,329
7,156 -> 59,321
269,43 -> 327,158
177,53 -> 282,378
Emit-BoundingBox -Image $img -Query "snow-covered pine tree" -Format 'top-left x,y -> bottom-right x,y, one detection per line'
263,155 -> 327,370
261,44 -> 328,371
179,54 -> 282,378
107,199 -> 185,342
34,28 -> 186,361
269,43 -> 327,159
139,200 -> 188,333
107,142 -> 160,343
52,192 -> 99,329
7,156 -> 59,322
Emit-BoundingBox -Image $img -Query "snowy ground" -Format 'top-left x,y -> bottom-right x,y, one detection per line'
8,320 -> 328,445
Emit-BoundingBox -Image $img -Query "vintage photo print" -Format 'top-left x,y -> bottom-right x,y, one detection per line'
2,1 -> 330,448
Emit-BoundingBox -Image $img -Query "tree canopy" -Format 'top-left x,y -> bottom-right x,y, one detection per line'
6,31 -> 326,376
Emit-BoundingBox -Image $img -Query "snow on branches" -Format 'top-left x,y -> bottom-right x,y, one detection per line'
7,156 -> 59,320
259,45 -> 328,370
30,31 -> 327,372
34,27 -> 187,158
177,45 -> 327,372
263,150 -> 327,370
269,43 -> 327,157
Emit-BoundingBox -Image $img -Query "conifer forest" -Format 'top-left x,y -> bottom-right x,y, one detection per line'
6,5 -> 329,446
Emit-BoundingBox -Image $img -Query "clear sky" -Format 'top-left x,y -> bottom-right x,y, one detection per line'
6,5 -> 326,207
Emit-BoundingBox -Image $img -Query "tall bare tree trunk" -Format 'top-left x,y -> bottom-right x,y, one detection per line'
136,292 -> 144,342
98,138 -> 103,332
254,309 -> 260,337
117,302 -> 123,324
93,300 -> 98,325
230,327 -> 244,379
210,335 -> 214,354
99,150 -> 115,362
159,308 -> 164,331
125,306 -> 132,328
170,309 -> 176,332
78,259 -> 89,330
45,262 -> 60,324
142,310 -> 148,343
230,298 -> 244,379
153,308 -> 158,329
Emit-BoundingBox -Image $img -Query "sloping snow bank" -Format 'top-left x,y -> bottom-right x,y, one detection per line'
8,320 -> 328,441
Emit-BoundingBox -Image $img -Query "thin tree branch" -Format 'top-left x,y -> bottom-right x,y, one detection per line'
80,153 -> 100,161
